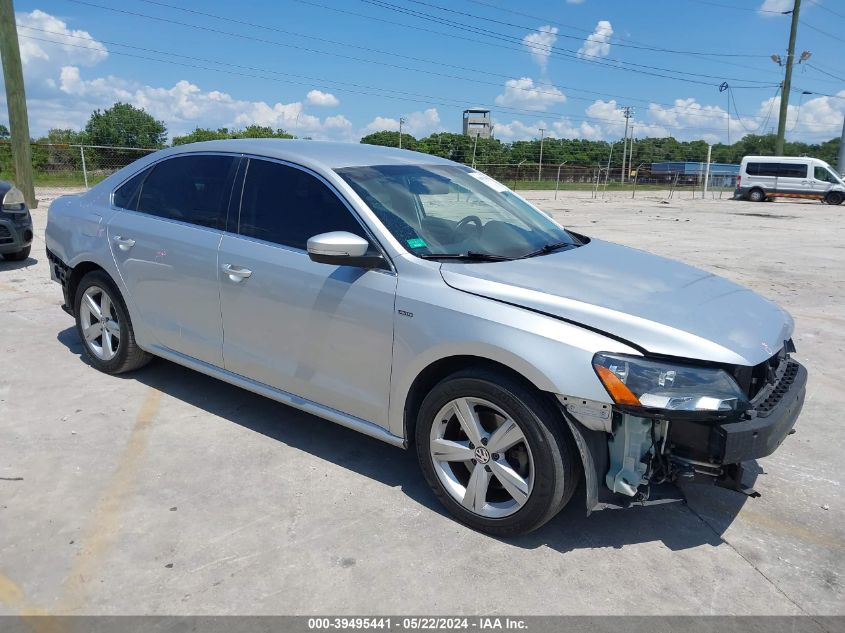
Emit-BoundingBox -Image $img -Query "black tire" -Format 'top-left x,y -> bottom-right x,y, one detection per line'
825,191 -> 844,205
415,368 -> 580,536
3,245 -> 31,261
748,188 -> 766,202
73,270 -> 152,374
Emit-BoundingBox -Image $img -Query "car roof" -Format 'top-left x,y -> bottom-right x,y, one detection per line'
159,139 -> 456,171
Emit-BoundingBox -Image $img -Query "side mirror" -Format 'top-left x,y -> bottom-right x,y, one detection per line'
306,231 -> 386,268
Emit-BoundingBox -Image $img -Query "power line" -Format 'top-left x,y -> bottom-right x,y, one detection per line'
807,0 -> 845,20
420,0 -> 772,61
684,0 -> 791,14
806,63 -> 845,82
18,31 -> 762,135
464,0 -> 773,57
799,20 -> 845,43
129,0 -> 777,88
24,29 -> 827,138
18,24 -> 769,131
60,1 -> 781,122
356,0 -> 777,86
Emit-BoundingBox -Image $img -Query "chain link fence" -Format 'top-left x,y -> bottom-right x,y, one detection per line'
473,162 -> 736,199
0,141 -> 157,188
0,141 -> 736,200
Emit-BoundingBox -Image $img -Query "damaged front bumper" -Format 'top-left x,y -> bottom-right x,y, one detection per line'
560,354 -> 807,511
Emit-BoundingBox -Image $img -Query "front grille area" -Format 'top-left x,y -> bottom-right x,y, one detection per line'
753,360 -> 800,417
733,342 -> 793,400
0,225 -> 13,244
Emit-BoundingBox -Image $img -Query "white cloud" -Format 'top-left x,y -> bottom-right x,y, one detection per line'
759,0 -> 791,15
577,20 -> 613,59
523,25 -> 558,72
753,92 -> 845,140
495,77 -> 566,111
48,65 -> 360,140
363,108 -> 442,137
0,11 -> 360,141
306,89 -> 339,107
494,119 -> 548,141
13,10 -> 107,97
16,10 -> 107,67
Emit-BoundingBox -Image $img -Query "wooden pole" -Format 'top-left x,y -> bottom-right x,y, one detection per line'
0,0 -> 36,207
775,0 -> 801,156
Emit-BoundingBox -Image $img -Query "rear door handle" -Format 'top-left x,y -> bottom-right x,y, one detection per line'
222,263 -> 253,282
112,236 -> 136,251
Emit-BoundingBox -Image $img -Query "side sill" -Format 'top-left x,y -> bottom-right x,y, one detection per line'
148,345 -> 406,449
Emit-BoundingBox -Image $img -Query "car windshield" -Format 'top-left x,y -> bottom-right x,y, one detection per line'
335,164 -> 580,260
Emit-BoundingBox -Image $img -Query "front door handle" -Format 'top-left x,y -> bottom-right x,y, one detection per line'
112,236 -> 136,251
222,263 -> 253,282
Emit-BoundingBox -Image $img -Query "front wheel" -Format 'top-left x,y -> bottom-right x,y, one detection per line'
825,191 -> 844,205
415,369 -> 580,536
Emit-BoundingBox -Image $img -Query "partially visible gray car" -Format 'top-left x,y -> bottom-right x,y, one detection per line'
45,140 -> 807,535
0,180 -> 33,261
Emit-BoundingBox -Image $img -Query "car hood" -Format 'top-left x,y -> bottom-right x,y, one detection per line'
440,239 -> 793,366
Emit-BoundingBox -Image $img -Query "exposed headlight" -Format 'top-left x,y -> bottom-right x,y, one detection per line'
593,352 -> 750,413
2,186 -> 27,213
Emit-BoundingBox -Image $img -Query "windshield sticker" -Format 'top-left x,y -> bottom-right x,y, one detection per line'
407,237 -> 427,249
467,171 -> 509,193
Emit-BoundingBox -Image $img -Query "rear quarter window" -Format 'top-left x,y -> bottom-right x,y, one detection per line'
113,168 -> 150,210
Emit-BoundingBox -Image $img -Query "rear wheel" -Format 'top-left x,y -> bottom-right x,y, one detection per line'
2,245 -> 31,261
748,188 -> 766,202
415,369 -> 580,536
825,191 -> 843,205
74,270 -> 152,374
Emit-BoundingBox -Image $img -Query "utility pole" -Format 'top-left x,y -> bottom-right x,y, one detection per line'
838,115 -> 845,176
621,106 -> 633,183
0,0 -> 37,208
471,132 -> 479,169
398,116 -> 406,149
775,0 -> 802,155
628,125 -> 635,180
537,128 -> 545,181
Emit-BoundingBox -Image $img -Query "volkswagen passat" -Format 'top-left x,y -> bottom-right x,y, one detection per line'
45,140 -> 806,535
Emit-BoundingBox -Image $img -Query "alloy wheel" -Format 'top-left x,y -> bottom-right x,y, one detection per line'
79,285 -> 121,361
429,397 -> 534,518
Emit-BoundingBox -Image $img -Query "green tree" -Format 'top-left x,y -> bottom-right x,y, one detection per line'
172,125 -> 294,145
0,123 -> 9,140
31,128 -> 85,173
83,102 -> 167,148
360,130 -> 417,150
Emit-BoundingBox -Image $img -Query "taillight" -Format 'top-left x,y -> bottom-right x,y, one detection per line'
737,175 -> 741,187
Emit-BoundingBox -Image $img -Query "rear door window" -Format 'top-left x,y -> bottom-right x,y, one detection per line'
135,155 -> 238,229
237,159 -> 367,250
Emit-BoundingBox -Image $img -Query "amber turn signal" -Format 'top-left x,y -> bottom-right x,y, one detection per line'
594,364 -> 641,406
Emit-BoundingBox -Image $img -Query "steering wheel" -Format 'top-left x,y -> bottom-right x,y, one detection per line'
455,215 -> 483,237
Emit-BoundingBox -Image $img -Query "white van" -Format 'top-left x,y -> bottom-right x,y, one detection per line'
735,156 -> 844,205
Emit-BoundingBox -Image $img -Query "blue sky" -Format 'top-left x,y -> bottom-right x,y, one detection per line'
3,0 -> 844,144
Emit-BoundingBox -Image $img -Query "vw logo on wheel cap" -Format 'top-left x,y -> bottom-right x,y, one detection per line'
474,446 -> 491,464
